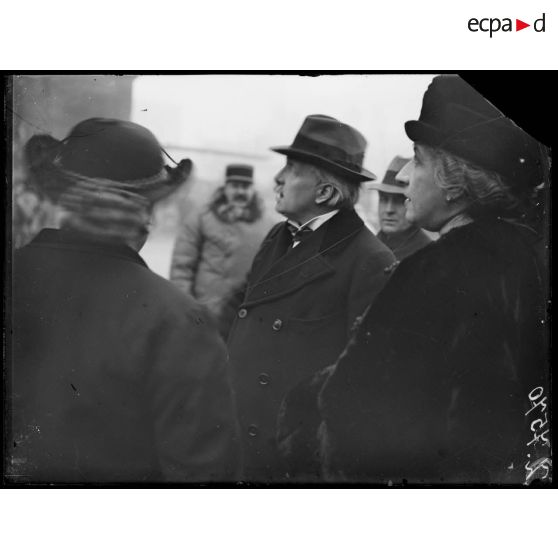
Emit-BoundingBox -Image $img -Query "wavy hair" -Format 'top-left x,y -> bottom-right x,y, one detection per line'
424,145 -> 529,220
308,166 -> 360,210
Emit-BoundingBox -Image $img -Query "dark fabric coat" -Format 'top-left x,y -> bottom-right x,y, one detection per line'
279,218 -> 549,484
227,209 -> 396,482
8,229 -> 239,483
376,226 -> 432,261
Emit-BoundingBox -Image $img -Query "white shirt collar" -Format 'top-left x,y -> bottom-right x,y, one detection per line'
287,210 -> 340,248
288,209 -> 339,232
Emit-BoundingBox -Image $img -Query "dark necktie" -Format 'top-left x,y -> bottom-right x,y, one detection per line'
286,222 -> 314,245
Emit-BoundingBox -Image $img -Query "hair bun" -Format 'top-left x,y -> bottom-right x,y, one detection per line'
24,134 -> 61,175
23,134 -> 67,200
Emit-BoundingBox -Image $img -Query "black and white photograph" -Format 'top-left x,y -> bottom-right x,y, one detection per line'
3,73 -> 551,488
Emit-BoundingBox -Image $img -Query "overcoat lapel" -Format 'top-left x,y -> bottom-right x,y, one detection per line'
244,210 -> 364,307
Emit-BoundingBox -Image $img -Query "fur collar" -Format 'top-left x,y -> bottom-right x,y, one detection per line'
209,186 -> 263,224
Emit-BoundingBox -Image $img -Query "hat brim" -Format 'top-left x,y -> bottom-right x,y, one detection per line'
147,158 -> 193,202
369,183 -> 409,195
271,146 -> 376,182
404,120 -> 444,146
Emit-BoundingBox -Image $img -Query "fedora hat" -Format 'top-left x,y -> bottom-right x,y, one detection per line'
225,164 -> 253,183
405,75 -> 546,191
271,114 -> 376,181
370,156 -> 411,194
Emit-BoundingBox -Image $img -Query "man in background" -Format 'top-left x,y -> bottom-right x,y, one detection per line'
372,156 -> 432,260
170,164 -> 274,335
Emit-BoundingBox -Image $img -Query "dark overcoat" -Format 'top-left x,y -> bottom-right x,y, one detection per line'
8,228 -> 239,483
227,209 -> 395,482
376,226 -> 432,261
280,218 -> 549,484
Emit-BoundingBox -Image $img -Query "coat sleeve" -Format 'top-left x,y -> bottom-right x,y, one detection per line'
277,365 -> 334,481
218,278 -> 248,340
169,208 -> 204,296
320,245 -> 549,484
145,302 -> 240,482
434,275 -> 550,484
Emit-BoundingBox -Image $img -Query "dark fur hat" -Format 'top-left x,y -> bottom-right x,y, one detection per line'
405,75 -> 548,192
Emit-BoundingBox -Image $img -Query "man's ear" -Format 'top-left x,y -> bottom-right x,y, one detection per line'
315,183 -> 339,206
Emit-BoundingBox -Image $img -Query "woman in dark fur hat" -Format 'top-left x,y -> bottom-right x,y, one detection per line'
278,75 -> 550,484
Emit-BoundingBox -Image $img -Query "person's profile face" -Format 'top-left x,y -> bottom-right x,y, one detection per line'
378,192 -> 412,234
404,144 -> 449,232
224,180 -> 254,207
273,158 -> 319,224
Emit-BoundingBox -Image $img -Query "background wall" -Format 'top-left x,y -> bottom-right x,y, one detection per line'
10,75 -> 136,248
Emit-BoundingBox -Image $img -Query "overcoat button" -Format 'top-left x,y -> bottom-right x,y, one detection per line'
258,373 -> 271,385
384,261 -> 399,274
247,424 -> 259,437
272,319 -> 283,331
238,308 -> 248,318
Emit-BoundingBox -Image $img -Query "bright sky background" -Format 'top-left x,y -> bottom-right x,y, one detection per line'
131,74 -> 436,193
132,74 -> 437,275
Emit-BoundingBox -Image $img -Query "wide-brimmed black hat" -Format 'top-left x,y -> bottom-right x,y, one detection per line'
370,156 -> 411,194
225,164 -> 253,183
25,118 -> 192,203
405,75 -> 546,191
24,118 -> 193,242
271,114 -> 376,181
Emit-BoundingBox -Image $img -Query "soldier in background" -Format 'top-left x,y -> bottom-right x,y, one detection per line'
170,164 -> 274,335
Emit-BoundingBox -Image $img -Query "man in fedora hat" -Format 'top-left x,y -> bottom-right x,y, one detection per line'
227,114 -> 395,482
8,118 -> 239,483
372,156 -> 432,260
170,163 -> 275,337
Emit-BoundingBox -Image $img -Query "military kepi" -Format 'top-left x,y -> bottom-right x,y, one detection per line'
226,164 -> 254,183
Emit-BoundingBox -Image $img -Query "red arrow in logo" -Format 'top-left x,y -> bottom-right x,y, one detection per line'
516,19 -> 530,31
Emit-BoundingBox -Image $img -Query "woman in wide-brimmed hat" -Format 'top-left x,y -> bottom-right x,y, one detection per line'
279,75 -> 550,484
9,118 -> 239,483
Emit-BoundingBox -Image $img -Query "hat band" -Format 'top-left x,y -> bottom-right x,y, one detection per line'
382,169 -> 407,188
226,168 -> 253,179
292,134 -> 364,173
55,171 -> 153,241
438,115 -> 509,150
226,174 -> 253,182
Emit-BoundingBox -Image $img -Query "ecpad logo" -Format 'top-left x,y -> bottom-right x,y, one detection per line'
468,13 -> 546,37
